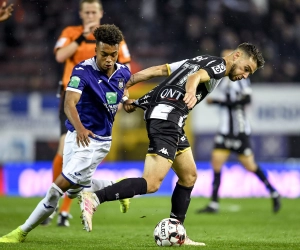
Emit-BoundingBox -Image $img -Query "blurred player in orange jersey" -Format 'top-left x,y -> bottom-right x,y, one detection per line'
42,0 -> 131,227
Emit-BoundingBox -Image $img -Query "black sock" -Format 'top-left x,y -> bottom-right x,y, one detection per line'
212,172 -> 221,202
95,178 -> 147,203
170,182 -> 193,224
254,166 -> 276,193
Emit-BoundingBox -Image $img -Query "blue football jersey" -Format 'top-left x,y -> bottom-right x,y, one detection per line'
65,56 -> 131,140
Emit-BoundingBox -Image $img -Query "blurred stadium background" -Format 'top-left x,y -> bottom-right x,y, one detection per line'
0,0 -> 299,198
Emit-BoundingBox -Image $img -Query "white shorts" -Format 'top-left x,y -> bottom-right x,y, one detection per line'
62,131 -> 111,187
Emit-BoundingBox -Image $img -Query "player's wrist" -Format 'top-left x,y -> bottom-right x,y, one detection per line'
74,34 -> 86,45
120,96 -> 128,103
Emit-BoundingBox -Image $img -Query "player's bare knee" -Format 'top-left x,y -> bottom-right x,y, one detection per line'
146,180 -> 162,193
179,171 -> 197,186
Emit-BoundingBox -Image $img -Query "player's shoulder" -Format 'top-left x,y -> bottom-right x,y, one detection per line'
116,63 -> 131,75
61,25 -> 83,36
72,57 -> 95,76
203,55 -> 224,64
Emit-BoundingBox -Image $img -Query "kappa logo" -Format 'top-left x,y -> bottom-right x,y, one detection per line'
196,93 -> 202,101
75,67 -> 84,70
158,147 -> 169,156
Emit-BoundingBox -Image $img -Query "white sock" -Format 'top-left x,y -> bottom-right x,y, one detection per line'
209,201 -> 219,209
84,179 -> 114,192
20,183 -> 63,232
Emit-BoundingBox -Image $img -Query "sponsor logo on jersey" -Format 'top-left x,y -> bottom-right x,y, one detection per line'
74,172 -> 81,176
160,88 -> 184,101
211,62 -> 226,75
75,67 -> 84,70
158,147 -> 169,156
104,103 -> 119,114
69,76 -> 80,88
118,78 -> 125,89
106,92 -> 117,104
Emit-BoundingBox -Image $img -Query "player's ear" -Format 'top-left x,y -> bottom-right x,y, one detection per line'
233,51 -> 241,61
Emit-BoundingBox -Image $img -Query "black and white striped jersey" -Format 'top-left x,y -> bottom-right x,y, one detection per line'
134,55 -> 226,127
212,77 -> 252,135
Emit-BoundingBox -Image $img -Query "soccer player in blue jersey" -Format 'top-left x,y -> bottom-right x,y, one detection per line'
0,24 -> 131,243
78,43 -> 265,246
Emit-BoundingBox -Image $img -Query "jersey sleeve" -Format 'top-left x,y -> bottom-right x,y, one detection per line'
66,69 -> 88,94
166,59 -> 188,75
239,78 -> 252,95
202,58 -> 226,80
54,27 -> 75,53
117,40 -> 131,64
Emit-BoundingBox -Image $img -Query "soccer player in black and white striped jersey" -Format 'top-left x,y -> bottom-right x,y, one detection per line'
196,50 -> 281,214
77,43 -> 265,246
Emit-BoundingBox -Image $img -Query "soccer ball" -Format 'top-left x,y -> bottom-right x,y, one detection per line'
153,218 -> 186,247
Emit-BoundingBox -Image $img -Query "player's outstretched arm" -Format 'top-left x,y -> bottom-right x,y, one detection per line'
125,64 -> 169,89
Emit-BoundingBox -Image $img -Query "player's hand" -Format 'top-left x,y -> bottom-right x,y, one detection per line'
0,1 -> 13,22
123,99 -> 136,113
83,21 -> 99,35
76,129 -> 95,147
183,92 -> 197,110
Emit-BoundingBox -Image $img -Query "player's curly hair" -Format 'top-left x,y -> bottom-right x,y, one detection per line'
238,43 -> 265,69
93,24 -> 123,46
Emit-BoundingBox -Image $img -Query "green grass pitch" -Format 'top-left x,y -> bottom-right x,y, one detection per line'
0,196 -> 299,249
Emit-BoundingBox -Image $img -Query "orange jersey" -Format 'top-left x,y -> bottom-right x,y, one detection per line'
54,25 -> 131,90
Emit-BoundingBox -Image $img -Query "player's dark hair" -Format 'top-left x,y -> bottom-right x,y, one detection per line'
238,43 -> 265,69
79,0 -> 103,10
93,24 -> 123,45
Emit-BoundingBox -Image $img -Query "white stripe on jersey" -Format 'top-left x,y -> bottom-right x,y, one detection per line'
216,77 -> 251,135
66,87 -> 82,94
149,104 -> 174,120
168,59 -> 188,74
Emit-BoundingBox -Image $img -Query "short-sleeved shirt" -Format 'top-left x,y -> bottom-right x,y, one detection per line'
215,77 -> 252,135
65,56 -> 131,140
134,55 -> 226,127
54,25 -> 131,90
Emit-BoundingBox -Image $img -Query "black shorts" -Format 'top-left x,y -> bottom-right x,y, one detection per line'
213,133 -> 252,156
59,91 -> 68,135
146,119 -> 190,162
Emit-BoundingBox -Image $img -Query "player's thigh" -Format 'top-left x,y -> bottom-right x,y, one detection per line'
211,149 -> 231,172
238,154 -> 257,172
62,131 -> 111,187
172,149 -> 197,186
57,133 -> 66,155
